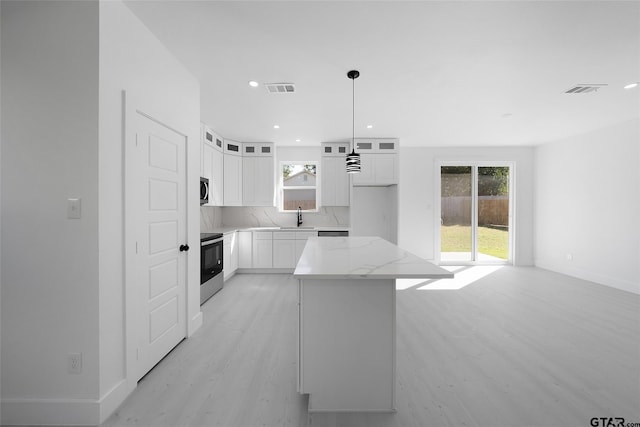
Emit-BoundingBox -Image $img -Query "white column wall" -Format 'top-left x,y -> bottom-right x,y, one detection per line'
0,0 -> 100,423
98,0 -> 201,420
398,146 -> 534,265
534,119 -> 639,294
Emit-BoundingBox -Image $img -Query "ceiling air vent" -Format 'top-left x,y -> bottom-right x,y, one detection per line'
264,83 -> 296,94
564,84 -> 607,94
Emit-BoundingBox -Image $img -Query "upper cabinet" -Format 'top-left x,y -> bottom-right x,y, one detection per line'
351,138 -> 399,186
201,124 -> 223,206
223,139 -> 243,206
243,143 -> 275,207
321,143 -> 350,206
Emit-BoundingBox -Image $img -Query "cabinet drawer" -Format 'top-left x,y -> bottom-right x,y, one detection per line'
273,231 -> 296,240
296,231 -> 316,240
253,231 -> 273,240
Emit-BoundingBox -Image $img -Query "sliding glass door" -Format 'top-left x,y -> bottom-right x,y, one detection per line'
440,163 -> 512,264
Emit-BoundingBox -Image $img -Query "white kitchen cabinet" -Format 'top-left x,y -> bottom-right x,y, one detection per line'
252,231 -> 273,268
238,230 -> 252,268
321,156 -> 350,206
321,142 -> 350,156
273,239 -> 296,268
352,153 -> 398,186
295,231 -> 315,263
273,230 -> 315,268
223,232 -> 238,280
243,143 -> 274,206
201,125 -> 224,206
223,139 -> 243,206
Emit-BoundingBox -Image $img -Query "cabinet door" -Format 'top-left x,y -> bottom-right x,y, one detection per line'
238,231 -> 252,268
223,239 -> 232,280
321,157 -> 336,206
243,156 -> 274,206
252,233 -> 273,268
242,156 -> 258,205
321,157 -> 349,207
230,233 -> 239,273
295,239 -> 307,264
273,239 -> 296,268
374,154 -> 398,185
203,143 -> 214,201
211,147 -> 224,206
352,154 -> 375,186
224,153 -> 242,206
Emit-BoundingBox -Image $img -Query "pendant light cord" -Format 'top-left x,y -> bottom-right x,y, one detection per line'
352,75 -> 355,151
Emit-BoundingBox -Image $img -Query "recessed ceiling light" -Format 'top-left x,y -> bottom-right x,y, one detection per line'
248,80 -> 259,88
273,125 -> 280,129
366,125 -> 373,129
295,139 -> 301,142
624,82 -> 638,89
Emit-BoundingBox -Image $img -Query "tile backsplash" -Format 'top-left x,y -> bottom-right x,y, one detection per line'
200,206 -> 349,232
200,206 -> 223,231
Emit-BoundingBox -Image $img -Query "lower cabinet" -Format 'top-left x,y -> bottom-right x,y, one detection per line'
273,231 -> 315,268
252,231 -> 273,268
273,231 -> 297,268
223,232 -> 238,280
228,229 -> 318,271
238,231 -> 252,268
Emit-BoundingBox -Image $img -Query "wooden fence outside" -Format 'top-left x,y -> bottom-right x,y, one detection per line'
284,200 -> 316,211
441,196 -> 509,226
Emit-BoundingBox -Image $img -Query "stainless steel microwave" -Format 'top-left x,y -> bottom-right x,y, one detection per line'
200,177 -> 209,205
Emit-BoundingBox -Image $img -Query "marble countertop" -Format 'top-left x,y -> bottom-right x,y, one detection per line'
209,226 -> 350,235
293,236 -> 455,280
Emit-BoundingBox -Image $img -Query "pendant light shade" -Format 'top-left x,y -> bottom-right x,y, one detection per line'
346,70 -> 361,174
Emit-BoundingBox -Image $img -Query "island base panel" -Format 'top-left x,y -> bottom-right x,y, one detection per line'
299,278 -> 396,412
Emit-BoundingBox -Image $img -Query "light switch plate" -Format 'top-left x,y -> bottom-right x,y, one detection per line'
67,198 -> 81,219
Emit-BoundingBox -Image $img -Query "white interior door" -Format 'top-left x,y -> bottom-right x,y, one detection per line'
133,112 -> 187,381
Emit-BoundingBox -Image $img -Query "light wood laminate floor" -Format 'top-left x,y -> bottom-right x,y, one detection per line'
102,267 -> 640,427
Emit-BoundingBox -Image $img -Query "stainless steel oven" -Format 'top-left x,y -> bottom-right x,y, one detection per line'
201,233 -> 223,304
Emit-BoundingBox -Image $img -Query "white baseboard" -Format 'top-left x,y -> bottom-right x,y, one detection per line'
535,258 -> 639,295
1,379 -> 131,426
1,397 -> 98,426
98,379 -> 131,424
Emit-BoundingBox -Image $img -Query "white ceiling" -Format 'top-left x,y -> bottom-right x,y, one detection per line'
124,1 -> 640,147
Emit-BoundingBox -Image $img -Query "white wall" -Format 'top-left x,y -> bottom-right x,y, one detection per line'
0,1 -> 200,424
534,119 -> 639,294
398,147 -> 535,265
1,1 -> 100,423
99,0 -> 201,422
351,186 -> 398,244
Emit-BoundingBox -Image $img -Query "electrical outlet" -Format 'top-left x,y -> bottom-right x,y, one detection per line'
566,253 -> 573,261
68,353 -> 82,374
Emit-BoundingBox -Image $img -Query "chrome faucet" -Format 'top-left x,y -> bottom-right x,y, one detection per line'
297,206 -> 303,227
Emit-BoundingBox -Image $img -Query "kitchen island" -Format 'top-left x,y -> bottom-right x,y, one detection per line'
293,236 -> 453,412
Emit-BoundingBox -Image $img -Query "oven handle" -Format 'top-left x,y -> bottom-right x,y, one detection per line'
201,238 -> 223,247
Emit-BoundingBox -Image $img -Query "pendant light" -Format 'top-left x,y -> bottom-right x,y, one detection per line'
346,70 -> 361,173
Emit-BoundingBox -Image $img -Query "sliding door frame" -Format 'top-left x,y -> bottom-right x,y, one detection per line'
434,160 -> 516,265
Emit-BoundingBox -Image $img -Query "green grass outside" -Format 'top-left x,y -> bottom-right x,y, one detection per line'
441,225 -> 509,260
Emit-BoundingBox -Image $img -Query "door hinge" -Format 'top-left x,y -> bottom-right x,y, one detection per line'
136,241 -> 139,254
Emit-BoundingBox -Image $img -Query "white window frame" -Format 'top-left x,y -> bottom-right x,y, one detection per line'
278,160 -> 319,213
434,160 -> 516,265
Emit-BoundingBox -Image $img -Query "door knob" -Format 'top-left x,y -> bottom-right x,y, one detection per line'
179,244 -> 190,252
